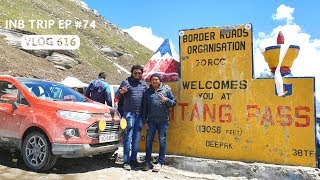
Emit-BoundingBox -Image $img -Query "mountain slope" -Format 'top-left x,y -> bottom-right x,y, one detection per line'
0,0 -> 153,84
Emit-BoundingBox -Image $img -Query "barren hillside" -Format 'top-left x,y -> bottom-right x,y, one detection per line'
0,0 -> 153,84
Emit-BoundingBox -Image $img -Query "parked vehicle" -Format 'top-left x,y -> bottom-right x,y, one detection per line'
110,84 -> 120,108
0,75 -> 123,171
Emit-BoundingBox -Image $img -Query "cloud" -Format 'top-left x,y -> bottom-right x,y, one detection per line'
272,4 -> 294,24
254,4 -> 320,99
123,26 -> 179,60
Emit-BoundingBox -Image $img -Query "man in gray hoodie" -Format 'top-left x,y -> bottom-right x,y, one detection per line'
142,73 -> 176,172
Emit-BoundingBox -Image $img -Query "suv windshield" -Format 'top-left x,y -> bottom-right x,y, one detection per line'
17,78 -> 86,102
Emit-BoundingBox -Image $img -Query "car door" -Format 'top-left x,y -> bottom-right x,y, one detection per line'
0,81 -> 29,142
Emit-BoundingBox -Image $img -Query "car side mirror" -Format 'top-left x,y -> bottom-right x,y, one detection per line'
12,101 -> 19,110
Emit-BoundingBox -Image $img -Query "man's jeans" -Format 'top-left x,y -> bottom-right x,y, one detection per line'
145,121 -> 169,165
123,112 -> 143,164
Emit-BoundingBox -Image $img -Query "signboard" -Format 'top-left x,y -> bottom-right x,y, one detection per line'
139,24 -> 316,167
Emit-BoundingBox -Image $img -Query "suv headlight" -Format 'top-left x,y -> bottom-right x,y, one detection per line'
57,110 -> 92,122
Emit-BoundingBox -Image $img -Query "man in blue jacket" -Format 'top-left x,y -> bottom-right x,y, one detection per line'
115,65 -> 148,170
142,73 -> 176,172
85,72 -> 112,106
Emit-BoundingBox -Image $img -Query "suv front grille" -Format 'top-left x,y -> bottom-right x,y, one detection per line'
86,121 -> 120,139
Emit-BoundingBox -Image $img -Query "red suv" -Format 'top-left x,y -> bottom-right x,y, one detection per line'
0,75 -> 123,171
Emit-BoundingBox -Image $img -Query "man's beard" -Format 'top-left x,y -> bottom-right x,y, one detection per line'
132,76 -> 141,80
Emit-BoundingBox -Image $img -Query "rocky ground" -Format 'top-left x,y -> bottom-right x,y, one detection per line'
0,147 -> 319,180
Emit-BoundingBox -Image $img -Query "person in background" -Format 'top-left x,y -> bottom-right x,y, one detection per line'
115,65 -> 148,170
142,73 -> 176,172
85,72 -> 112,107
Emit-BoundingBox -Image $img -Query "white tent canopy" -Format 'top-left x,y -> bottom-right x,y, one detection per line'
61,76 -> 88,88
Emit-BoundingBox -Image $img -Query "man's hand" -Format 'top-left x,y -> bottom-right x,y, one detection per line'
119,84 -> 129,94
158,93 -> 167,102
144,123 -> 149,129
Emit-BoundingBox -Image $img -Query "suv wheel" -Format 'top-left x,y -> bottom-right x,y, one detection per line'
21,131 -> 57,171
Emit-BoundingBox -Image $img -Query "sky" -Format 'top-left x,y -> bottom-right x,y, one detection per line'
83,0 -> 320,99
